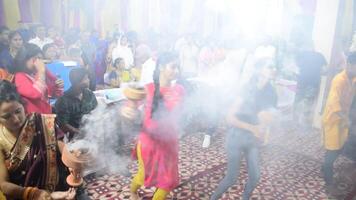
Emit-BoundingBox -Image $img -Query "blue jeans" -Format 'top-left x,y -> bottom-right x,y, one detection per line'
211,129 -> 261,200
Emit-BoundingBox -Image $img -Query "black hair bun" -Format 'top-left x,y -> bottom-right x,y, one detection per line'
0,80 -> 22,104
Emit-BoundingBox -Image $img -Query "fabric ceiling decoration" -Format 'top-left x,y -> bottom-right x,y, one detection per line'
18,0 -> 33,23
0,0 -> 352,40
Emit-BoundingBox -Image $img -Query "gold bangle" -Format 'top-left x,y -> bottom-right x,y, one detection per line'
22,187 -> 28,200
28,187 -> 38,200
22,187 -> 32,200
32,188 -> 42,200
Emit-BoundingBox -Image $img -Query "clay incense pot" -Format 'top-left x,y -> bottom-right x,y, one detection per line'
123,85 -> 146,105
62,145 -> 94,187
121,85 -> 146,120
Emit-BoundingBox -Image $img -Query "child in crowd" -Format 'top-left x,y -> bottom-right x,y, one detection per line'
104,57 -> 133,88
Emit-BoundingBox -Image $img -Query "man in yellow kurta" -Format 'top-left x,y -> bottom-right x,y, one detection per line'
321,52 -> 356,187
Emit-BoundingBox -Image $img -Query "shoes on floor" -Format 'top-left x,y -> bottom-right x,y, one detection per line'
202,134 -> 211,148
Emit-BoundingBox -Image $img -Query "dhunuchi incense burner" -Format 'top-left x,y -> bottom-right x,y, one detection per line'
123,85 -> 146,103
121,85 -> 146,119
62,145 -> 94,187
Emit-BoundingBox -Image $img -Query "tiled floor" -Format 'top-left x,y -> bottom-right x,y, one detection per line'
85,124 -> 356,199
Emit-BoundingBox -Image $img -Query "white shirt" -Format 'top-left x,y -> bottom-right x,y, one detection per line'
112,45 -> 134,68
139,58 -> 156,85
29,37 -> 53,49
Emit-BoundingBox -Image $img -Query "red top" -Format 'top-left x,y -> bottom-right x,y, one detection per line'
14,70 -> 63,114
138,82 -> 184,190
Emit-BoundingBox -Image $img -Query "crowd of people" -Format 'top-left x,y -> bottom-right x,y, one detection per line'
0,22 -> 355,200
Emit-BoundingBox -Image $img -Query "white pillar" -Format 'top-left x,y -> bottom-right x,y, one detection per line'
312,0 -> 341,128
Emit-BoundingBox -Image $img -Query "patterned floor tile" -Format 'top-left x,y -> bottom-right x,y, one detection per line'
85,125 -> 356,199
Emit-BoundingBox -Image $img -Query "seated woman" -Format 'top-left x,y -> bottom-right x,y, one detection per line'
0,31 -> 24,74
0,80 -> 75,199
13,43 -> 64,114
0,31 -> 24,82
104,57 -> 132,88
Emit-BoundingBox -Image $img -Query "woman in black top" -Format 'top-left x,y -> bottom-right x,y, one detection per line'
211,59 -> 278,200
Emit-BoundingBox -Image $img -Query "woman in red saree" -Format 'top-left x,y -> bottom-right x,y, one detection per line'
0,80 -> 75,199
123,52 -> 184,200
13,43 -> 64,114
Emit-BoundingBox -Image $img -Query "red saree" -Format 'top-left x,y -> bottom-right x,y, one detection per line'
138,83 -> 184,191
0,113 -> 68,193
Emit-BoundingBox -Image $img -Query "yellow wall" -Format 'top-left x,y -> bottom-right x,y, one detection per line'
100,0 -> 121,36
3,0 -> 21,29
